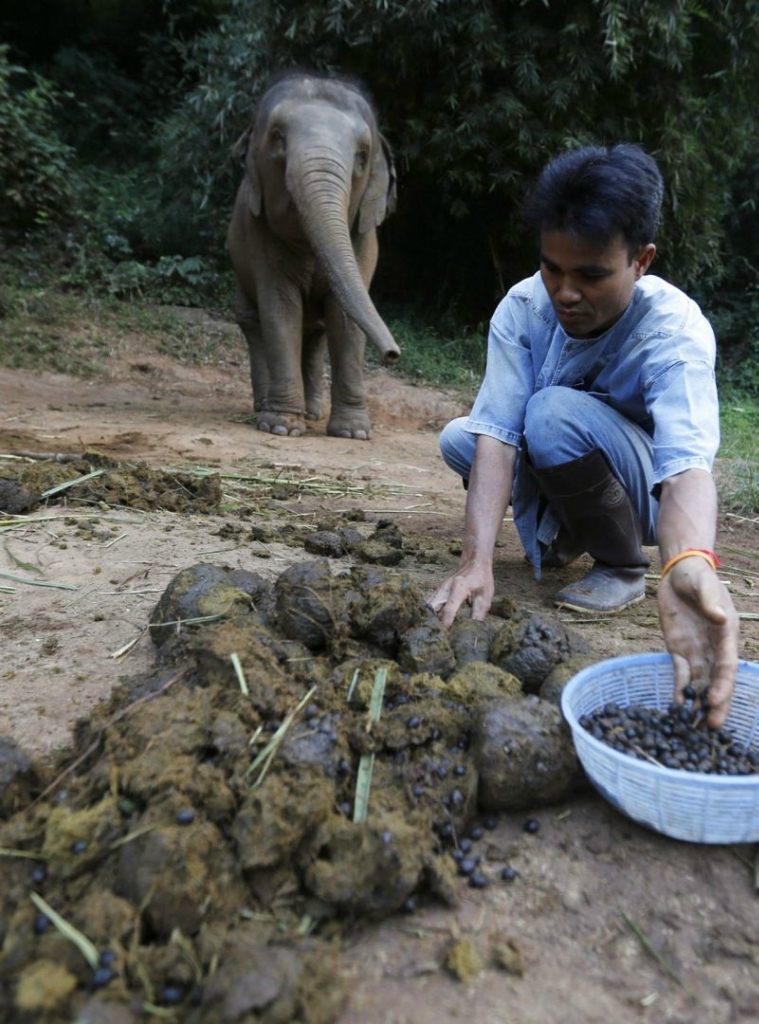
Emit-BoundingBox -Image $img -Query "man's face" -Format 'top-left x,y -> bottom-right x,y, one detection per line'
539,230 -> 656,338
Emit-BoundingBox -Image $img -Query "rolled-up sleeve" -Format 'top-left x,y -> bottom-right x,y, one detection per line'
647,358 -> 720,485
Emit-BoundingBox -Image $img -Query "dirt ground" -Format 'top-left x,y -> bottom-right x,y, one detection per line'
1,309 -> 759,1024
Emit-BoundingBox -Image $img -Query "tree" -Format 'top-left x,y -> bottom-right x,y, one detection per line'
159,0 -> 759,320
0,45 -> 76,229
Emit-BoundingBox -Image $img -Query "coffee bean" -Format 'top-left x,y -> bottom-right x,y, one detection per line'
581,702 -> 758,776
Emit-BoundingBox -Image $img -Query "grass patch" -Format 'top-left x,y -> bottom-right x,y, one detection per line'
0,274 -> 244,375
0,286 -> 107,376
719,389 -> 759,461
716,387 -> 759,513
370,314 -> 486,393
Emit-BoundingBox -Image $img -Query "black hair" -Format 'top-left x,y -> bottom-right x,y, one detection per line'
521,144 -> 664,257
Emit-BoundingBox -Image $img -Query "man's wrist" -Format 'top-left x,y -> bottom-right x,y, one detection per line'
660,548 -> 721,580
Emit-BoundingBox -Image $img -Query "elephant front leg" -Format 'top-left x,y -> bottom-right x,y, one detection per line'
302,330 -> 327,421
324,301 -> 372,440
235,290 -> 270,415
254,296 -> 310,437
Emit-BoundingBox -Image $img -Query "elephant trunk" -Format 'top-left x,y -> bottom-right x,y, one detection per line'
289,157 -> 400,364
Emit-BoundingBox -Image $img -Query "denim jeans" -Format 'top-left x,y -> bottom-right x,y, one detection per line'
439,386 -> 660,552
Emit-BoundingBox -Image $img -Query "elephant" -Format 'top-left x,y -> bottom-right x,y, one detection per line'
227,70 -> 400,440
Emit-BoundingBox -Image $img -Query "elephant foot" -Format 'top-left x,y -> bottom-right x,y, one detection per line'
254,411 -> 307,437
305,397 -> 324,421
327,411 -> 372,441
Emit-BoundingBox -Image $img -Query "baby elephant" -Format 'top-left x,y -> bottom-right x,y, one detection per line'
228,70 -> 400,439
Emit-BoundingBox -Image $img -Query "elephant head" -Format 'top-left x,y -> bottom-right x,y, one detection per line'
236,70 -> 400,365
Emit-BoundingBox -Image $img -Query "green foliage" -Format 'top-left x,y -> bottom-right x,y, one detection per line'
157,0 -> 759,320
4,0 -> 759,330
1,162 -> 230,309
0,45 -> 77,228
716,393 -> 759,513
372,314 -> 486,394
705,284 -> 759,397
50,44 -> 168,159
0,267 -> 241,375
0,274 -> 104,376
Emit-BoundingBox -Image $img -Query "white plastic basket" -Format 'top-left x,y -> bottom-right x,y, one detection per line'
560,653 -> 759,843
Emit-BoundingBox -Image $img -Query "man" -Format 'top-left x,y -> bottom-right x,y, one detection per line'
428,144 -> 739,727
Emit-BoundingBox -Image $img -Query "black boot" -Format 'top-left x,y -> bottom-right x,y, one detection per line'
530,449 -> 650,614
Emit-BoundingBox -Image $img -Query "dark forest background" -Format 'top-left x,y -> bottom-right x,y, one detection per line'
2,0 -> 759,386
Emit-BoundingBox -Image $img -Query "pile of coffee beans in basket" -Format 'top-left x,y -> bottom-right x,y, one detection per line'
579,685 -> 759,775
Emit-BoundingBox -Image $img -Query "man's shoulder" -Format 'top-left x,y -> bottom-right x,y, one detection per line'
631,276 -> 715,359
492,272 -> 553,331
633,275 -> 704,324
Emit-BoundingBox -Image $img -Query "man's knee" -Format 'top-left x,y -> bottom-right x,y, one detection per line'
524,387 -> 589,463
439,417 -> 475,481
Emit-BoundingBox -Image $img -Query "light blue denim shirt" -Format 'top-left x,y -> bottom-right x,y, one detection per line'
464,272 -> 720,566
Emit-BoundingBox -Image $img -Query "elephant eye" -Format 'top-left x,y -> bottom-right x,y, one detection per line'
269,127 -> 286,155
354,146 -> 370,174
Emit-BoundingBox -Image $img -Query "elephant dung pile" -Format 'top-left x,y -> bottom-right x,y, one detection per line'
0,456 -> 221,516
0,557 -> 594,1024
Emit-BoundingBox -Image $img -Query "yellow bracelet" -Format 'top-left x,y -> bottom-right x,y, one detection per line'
659,548 -> 721,580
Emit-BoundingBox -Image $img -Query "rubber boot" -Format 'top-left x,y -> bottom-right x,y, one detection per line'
530,449 -> 650,614
540,526 -> 585,569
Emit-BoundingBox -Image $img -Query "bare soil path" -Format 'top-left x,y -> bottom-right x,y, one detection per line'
1,312 -> 758,1023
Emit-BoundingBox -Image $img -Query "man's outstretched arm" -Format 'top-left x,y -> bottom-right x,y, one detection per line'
428,435 -> 517,627
656,468 -> 739,727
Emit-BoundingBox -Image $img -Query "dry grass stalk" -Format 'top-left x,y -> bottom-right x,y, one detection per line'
140,1001 -> 179,1020
0,569 -> 77,590
353,666 -> 387,823
29,891 -> 99,969
621,912 -> 694,996
147,612 -> 229,634
230,652 -> 250,695
109,630 -> 148,660
40,468 -> 106,499
3,541 -> 44,574
0,847 -> 46,860
345,667 -> 361,703
247,685 -> 317,789
109,824 -> 159,851
352,753 -> 375,825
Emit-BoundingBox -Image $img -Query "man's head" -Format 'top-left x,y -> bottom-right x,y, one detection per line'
523,144 -> 663,337
522,143 -> 664,256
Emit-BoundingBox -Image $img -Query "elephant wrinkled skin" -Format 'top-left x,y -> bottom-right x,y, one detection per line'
227,70 -> 400,440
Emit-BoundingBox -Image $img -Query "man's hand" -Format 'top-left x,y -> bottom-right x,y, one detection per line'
658,558 -> 739,728
427,559 -> 494,628
428,434 -> 516,629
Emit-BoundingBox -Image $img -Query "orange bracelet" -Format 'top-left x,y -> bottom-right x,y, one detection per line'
659,548 -> 721,580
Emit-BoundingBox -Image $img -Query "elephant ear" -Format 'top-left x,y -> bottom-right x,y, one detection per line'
358,134 -> 397,234
234,127 -> 263,217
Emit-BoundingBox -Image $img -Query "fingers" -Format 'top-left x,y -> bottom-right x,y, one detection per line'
705,685 -> 732,729
470,593 -> 490,622
662,570 -> 740,727
427,569 -> 493,628
705,643 -> 739,729
671,653 -> 692,702
427,577 -> 468,628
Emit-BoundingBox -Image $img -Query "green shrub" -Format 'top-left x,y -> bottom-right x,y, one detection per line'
706,285 -> 759,398
0,45 -> 77,229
